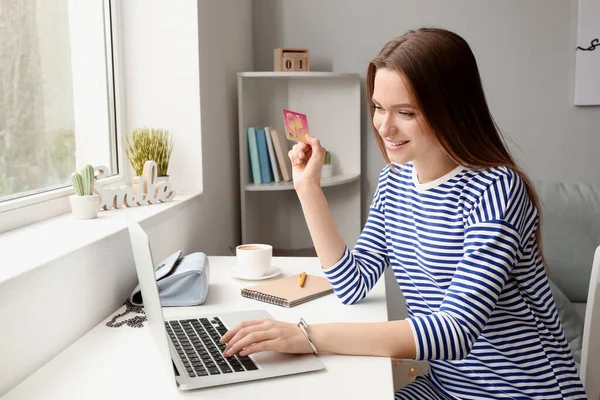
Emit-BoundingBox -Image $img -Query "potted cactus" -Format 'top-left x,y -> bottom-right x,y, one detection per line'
321,150 -> 334,179
69,164 -> 100,220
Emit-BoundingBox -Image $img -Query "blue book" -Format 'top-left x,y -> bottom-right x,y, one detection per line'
247,127 -> 262,184
255,128 -> 273,183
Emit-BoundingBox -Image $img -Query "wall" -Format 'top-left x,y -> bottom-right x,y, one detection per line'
121,0 -> 253,255
253,0 -> 600,320
120,0 -> 204,194
197,0 -> 254,253
0,0 -> 253,394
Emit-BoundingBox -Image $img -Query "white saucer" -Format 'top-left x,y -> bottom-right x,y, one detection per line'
229,265 -> 282,281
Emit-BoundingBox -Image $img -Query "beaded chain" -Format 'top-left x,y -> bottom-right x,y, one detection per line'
105,299 -> 147,328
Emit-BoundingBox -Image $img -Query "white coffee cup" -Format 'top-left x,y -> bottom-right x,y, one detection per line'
236,244 -> 273,278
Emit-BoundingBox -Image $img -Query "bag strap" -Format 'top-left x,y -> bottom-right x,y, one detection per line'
106,299 -> 147,328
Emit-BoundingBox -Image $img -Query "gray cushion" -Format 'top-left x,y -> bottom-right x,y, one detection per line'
533,180 -> 600,302
572,302 -> 587,321
549,279 -> 584,365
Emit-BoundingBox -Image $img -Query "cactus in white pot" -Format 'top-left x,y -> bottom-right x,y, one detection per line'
321,150 -> 334,179
69,164 -> 100,219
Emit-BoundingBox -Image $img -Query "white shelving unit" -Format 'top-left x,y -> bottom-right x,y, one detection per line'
245,173 -> 360,192
238,72 -> 362,254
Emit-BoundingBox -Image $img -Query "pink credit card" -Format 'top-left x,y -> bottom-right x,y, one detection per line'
282,109 -> 310,144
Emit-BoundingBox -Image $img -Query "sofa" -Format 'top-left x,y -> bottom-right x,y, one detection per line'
535,180 -> 600,319
534,180 -> 600,399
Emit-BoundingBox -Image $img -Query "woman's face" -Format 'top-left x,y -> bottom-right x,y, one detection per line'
372,68 -> 443,167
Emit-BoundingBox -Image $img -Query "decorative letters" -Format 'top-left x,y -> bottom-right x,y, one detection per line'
94,161 -> 176,210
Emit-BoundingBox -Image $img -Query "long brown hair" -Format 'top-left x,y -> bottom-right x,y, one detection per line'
366,27 -> 546,267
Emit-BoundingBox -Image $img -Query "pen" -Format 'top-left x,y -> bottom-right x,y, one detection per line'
298,272 -> 307,288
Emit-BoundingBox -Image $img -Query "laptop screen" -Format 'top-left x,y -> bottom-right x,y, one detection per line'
126,218 -> 179,382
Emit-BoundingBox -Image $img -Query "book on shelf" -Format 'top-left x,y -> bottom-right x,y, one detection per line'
255,128 -> 274,183
264,127 -> 282,182
246,126 -> 292,184
247,127 -> 262,184
269,128 -> 292,182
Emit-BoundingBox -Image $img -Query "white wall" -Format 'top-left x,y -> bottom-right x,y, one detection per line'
254,0 -> 600,205
197,0 -> 254,253
0,0 -> 253,394
253,0 -> 600,320
120,0 -> 204,193
120,0 -> 253,255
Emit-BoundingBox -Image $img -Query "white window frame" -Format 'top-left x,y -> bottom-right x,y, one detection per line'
0,0 -> 129,234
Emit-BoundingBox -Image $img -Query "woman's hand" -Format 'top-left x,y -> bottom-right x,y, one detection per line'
220,318 -> 313,357
288,134 -> 326,191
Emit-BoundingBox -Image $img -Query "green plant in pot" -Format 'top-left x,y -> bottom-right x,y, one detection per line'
322,150 -> 334,179
123,127 -> 174,194
69,164 -> 99,219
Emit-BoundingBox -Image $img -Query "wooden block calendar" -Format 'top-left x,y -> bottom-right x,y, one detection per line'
274,48 -> 310,72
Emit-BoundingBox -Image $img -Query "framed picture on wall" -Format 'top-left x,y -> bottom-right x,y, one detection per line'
574,0 -> 600,106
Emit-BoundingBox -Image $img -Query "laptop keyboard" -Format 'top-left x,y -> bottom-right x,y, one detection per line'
165,317 -> 258,378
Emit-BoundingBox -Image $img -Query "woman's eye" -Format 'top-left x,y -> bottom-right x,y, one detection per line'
373,105 -> 384,112
399,111 -> 414,118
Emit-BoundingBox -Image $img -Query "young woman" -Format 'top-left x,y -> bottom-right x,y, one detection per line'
221,28 -> 586,399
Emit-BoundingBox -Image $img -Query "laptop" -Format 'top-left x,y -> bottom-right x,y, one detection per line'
126,218 -> 325,390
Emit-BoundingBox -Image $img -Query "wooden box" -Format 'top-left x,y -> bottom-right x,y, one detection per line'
274,48 -> 310,72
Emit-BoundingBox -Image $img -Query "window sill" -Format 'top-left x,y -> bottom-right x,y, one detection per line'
0,191 -> 202,286
0,175 -> 128,234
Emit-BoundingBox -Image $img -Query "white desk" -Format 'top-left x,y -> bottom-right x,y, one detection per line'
3,257 -> 394,399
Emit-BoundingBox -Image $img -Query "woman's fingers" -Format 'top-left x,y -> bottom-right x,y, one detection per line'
223,319 -> 273,354
224,323 -> 267,354
306,133 -> 318,146
305,134 -> 325,164
298,142 -> 309,152
222,321 -> 311,357
220,318 -> 266,345
288,147 -> 301,166
298,147 -> 312,162
239,339 -> 278,356
288,143 -> 313,167
224,329 -> 276,357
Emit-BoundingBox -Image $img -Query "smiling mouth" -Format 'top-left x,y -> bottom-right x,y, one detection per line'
385,140 -> 409,147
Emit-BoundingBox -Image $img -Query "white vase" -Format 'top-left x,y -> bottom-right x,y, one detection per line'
321,164 -> 334,179
69,194 -> 100,220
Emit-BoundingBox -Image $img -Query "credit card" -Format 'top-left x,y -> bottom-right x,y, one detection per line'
282,109 -> 310,144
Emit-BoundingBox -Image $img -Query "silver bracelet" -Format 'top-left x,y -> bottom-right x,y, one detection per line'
298,318 -> 318,356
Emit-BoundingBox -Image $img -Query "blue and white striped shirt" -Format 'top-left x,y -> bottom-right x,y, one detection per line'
323,162 -> 587,399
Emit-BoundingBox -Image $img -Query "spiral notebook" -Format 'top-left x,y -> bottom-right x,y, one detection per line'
240,274 -> 333,308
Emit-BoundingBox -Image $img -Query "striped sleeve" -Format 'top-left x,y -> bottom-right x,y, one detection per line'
408,171 -> 528,360
322,168 -> 390,305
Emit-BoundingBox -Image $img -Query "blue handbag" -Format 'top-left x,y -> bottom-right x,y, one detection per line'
130,250 -> 210,307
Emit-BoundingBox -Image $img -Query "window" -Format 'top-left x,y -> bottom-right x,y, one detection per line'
0,0 -> 119,231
